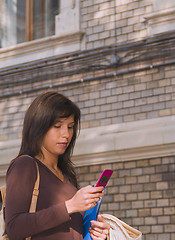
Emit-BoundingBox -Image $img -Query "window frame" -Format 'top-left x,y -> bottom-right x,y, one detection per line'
26,0 -> 34,41
26,0 -> 58,42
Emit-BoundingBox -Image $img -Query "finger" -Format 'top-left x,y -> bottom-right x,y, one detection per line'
97,214 -> 106,223
88,186 -> 104,193
90,225 -> 109,236
93,186 -> 104,191
91,201 -> 97,207
86,193 -> 104,204
86,198 -> 98,204
89,229 -> 107,240
97,215 -> 110,230
83,187 -> 104,199
90,192 -> 104,199
89,228 -> 107,239
91,220 -> 105,229
91,219 -> 110,233
84,199 -> 97,210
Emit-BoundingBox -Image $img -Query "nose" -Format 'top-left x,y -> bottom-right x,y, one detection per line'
61,126 -> 70,139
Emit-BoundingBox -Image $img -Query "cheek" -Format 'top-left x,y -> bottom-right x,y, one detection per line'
42,131 -> 55,146
68,131 -> 74,142
48,128 -> 60,139
71,130 -> 74,138
41,137 -> 49,149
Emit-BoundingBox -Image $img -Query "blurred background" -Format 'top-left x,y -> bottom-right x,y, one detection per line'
0,1 -> 175,239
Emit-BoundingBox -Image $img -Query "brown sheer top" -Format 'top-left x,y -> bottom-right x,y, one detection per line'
5,155 -> 83,240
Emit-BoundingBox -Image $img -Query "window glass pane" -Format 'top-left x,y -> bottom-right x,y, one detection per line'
16,0 -> 26,44
33,0 -> 59,40
0,0 -> 25,48
0,0 -> 7,48
0,0 -> 58,48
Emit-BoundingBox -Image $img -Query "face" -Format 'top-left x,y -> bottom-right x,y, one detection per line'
40,115 -> 75,159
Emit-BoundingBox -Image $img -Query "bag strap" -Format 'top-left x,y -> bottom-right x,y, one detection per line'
29,162 -> 40,213
26,161 -> 40,240
1,187 -> 6,212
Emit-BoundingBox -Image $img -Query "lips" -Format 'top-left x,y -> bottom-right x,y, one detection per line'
58,142 -> 68,148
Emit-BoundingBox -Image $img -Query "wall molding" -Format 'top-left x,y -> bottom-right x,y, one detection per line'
72,115 -> 175,166
144,8 -> 175,35
0,31 -> 83,69
0,116 -> 175,172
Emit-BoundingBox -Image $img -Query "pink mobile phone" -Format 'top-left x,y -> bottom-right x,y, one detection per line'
95,169 -> 113,187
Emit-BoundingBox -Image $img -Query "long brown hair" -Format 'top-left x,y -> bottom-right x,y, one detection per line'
18,91 -> 81,188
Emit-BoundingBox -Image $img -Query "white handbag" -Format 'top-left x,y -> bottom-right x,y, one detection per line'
102,214 -> 142,240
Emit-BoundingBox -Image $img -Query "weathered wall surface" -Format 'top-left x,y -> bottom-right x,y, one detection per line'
77,156 -> 175,240
0,0 -> 175,239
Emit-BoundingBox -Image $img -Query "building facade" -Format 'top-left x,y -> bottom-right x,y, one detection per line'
0,0 -> 175,239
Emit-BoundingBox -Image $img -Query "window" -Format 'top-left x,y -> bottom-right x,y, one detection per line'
0,0 -> 59,48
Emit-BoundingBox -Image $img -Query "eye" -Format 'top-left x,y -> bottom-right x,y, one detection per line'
54,125 -> 61,128
68,125 -> 74,129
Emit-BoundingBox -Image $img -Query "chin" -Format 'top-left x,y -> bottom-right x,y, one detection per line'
57,150 -> 66,156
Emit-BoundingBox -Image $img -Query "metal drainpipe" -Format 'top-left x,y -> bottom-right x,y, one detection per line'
1,60 -> 175,99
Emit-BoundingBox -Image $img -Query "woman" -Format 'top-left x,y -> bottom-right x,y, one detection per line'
5,91 -> 110,240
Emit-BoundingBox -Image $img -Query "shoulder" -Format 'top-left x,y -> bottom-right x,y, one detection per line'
7,155 -> 37,177
9,154 -> 36,168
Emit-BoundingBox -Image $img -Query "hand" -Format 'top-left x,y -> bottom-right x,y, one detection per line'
89,215 -> 110,240
65,185 -> 104,214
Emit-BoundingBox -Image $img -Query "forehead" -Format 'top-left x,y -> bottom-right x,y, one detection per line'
55,115 -> 74,123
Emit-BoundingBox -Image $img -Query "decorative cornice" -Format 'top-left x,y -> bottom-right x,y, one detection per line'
0,31 -> 83,69
72,143 -> 175,166
72,116 -> 175,166
144,7 -> 175,20
144,8 -> 175,36
0,116 -> 175,172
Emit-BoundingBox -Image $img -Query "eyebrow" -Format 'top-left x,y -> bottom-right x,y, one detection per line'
54,120 -> 75,124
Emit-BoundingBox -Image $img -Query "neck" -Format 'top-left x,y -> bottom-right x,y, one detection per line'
37,146 -> 59,169
37,154 -> 57,168
35,153 -> 64,182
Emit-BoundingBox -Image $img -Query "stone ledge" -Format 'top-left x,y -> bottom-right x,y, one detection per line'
72,116 -> 175,166
0,31 -> 83,69
144,7 -> 175,20
72,143 -> 175,166
144,8 -> 175,36
0,116 -> 175,171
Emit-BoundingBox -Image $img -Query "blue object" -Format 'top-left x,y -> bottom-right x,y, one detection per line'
83,192 -> 104,240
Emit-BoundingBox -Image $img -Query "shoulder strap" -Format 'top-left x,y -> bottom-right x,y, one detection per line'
29,161 -> 40,213
26,161 -> 40,240
1,187 -> 6,211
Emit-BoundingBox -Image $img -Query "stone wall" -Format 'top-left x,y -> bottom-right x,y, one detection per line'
0,0 -> 175,239
0,59 -> 175,239
80,0 -> 150,48
77,156 -> 175,240
1,58 -> 175,141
